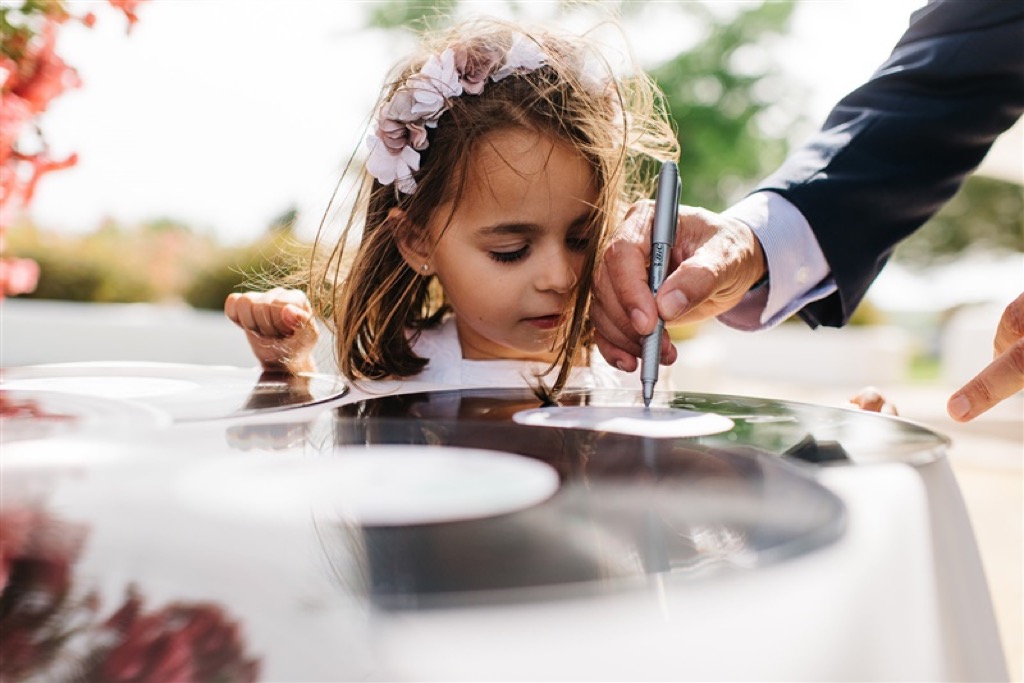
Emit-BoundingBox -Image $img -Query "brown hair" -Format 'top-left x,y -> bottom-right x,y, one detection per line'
308,18 -> 677,395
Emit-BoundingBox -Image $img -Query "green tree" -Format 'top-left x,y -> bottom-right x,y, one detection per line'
649,1 -> 799,209
894,175 -> 1024,266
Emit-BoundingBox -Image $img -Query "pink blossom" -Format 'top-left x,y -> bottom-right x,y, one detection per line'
408,48 -> 462,119
0,257 -> 40,298
15,24 -> 82,116
365,35 -> 547,194
22,151 -> 78,205
108,0 -> 145,31
492,34 -> 547,82
0,95 -> 33,167
100,589 -> 260,683
365,133 -> 420,193
0,58 -> 16,90
454,43 -> 501,95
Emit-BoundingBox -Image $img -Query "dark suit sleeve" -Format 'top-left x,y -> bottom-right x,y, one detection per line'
756,0 -> 1024,328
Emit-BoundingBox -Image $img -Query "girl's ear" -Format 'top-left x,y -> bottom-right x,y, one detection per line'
390,208 -> 434,276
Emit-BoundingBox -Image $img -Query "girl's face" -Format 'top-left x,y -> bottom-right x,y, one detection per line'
424,128 -> 598,363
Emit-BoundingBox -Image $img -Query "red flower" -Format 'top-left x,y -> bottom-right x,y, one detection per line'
108,0 -> 145,31
0,505 -> 90,681
14,24 -> 82,115
98,588 -> 261,683
0,256 -> 40,297
0,0 -> 146,222
0,505 -> 260,683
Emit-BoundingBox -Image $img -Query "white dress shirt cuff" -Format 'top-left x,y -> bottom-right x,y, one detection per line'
716,191 -> 837,331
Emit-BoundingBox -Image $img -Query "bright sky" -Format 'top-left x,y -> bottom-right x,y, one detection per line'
26,0 -> 1016,245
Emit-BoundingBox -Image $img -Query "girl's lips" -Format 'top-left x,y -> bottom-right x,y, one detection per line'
525,315 -> 561,330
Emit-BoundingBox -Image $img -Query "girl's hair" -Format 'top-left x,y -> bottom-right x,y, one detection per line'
308,17 -> 677,395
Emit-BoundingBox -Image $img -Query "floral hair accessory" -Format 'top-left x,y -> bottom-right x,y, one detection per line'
365,34 -> 548,194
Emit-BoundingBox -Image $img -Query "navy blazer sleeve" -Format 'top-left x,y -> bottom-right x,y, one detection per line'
756,0 -> 1024,328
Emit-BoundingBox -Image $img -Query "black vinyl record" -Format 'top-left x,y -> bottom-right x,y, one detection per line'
329,387 -> 878,606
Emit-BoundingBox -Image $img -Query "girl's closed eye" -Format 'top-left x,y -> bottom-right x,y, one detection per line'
489,244 -> 530,264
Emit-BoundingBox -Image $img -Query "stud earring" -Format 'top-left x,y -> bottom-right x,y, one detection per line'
421,263 -> 429,272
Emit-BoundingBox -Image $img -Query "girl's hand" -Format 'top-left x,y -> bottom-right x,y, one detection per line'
849,386 -> 898,416
224,288 -> 318,373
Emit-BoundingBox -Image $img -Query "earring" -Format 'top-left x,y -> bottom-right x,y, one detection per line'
421,263 -> 429,272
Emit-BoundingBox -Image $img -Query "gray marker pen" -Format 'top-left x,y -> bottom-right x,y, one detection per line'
641,161 -> 680,407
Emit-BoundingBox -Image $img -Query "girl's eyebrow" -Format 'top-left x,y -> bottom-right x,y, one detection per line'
477,211 -> 593,236
477,222 -> 541,236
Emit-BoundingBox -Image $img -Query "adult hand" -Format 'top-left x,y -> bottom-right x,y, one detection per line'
224,287 -> 319,373
593,203 -> 767,371
947,291 -> 1024,422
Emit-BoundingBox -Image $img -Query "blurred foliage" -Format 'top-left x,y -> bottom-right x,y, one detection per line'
365,0 -> 457,32
649,1 -> 797,210
780,295 -> 885,327
846,298 -> 886,327
7,219 -> 186,303
894,175 -> 1024,266
180,204 -> 312,310
5,210 -> 311,309
183,232 -> 311,311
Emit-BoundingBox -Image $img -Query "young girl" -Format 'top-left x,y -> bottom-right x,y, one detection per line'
225,18 -> 677,395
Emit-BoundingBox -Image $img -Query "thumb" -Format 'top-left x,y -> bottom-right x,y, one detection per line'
656,261 -> 718,322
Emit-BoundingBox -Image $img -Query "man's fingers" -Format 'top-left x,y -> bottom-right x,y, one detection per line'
593,327 -> 677,374
594,331 -> 637,373
993,292 -> 1024,356
948,338 -> 1024,422
590,304 -> 643,361
659,329 -> 678,365
603,206 -> 658,336
656,261 -> 719,323
592,261 -> 638,345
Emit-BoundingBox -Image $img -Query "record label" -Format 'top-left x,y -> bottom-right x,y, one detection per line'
512,405 -> 734,438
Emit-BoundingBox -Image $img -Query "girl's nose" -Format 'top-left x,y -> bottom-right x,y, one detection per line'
536,247 -> 579,294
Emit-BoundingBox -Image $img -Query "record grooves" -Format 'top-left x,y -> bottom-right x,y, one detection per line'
330,387 -> 853,607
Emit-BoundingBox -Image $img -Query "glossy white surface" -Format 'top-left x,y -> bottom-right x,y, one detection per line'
174,446 -> 560,526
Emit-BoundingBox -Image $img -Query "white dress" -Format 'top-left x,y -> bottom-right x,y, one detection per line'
410,317 -> 623,389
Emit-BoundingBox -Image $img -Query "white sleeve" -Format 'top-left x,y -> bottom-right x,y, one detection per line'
716,191 -> 837,331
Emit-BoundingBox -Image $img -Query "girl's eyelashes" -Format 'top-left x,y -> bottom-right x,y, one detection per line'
489,245 -> 529,263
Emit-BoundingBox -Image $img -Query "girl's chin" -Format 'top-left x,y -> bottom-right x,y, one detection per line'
458,326 -> 561,363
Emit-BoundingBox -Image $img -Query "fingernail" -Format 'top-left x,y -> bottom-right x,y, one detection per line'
630,308 -> 648,333
615,360 -> 628,372
948,394 -> 970,420
662,291 -> 689,320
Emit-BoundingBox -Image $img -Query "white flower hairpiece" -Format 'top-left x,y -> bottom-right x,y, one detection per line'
365,34 -> 549,194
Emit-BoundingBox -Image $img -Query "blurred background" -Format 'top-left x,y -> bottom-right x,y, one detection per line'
2,0 -> 1021,679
